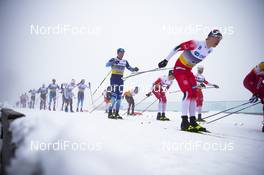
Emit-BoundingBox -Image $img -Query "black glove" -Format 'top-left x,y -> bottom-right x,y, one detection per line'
134,67 -> 139,72
249,94 -> 259,103
200,83 -> 206,88
110,59 -> 119,64
158,59 -> 168,68
146,92 -> 152,97
213,84 -> 219,88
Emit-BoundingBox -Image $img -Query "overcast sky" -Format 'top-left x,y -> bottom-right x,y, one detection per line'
0,0 -> 263,104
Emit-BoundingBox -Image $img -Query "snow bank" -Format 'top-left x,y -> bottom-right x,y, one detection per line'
6,109 -> 264,175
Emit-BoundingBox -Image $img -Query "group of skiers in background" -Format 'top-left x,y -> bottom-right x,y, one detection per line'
17,79 -> 91,113
16,29 -> 264,132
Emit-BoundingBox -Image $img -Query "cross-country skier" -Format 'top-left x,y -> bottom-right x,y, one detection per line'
158,29 -> 222,132
123,86 -> 139,115
64,79 -> 76,112
48,78 -> 60,111
102,86 -> 112,113
76,79 -> 90,112
38,84 -> 48,110
29,89 -> 37,109
106,48 -> 139,119
243,62 -> 264,132
146,70 -> 174,121
60,83 -> 67,111
195,65 -> 219,122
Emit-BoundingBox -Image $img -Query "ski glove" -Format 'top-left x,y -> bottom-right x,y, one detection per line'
249,94 -> 259,103
158,59 -> 168,68
199,83 -> 206,88
133,67 -> 139,72
146,92 -> 152,97
213,84 -> 219,88
110,59 -> 119,64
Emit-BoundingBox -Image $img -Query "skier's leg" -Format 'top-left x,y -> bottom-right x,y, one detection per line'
125,96 -> 130,114
115,83 -> 123,119
80,95 -> 84,112
70,98 -> 73,112
48,93 -> 52,110
131,97 -> 135,115
160,93 -> 169,121
53,95 -> 56,111
174,69 -> 197,132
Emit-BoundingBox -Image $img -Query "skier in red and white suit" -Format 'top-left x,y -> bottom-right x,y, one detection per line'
158,29 -> 222,132
146,70 -> 175,121
195,65 -> 219,122
243,62 -> 264,132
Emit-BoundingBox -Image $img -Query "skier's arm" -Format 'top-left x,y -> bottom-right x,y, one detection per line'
166,40 -> 197,61
158,40 -> 197,68
126,61 -> 139,72
204,79 -> 220,88
106,58 -> 119,67
106,58 -> 115,67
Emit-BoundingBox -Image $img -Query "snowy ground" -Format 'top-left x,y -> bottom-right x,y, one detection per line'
6,108 -> 264,175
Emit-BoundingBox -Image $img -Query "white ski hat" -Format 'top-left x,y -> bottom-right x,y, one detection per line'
197,65 -> 204,70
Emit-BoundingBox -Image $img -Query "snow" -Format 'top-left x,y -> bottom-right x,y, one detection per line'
6,109 -> 264,175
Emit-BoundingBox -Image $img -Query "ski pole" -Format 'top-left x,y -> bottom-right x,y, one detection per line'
202,101 -> 252,120
122,67 -> 174,81
121,95 -> 150,116
141,99 -> 158,113
89,100 -> 105,113
88,82 -> 94,104
92,70 -> 111,95
207,101 -> 261,124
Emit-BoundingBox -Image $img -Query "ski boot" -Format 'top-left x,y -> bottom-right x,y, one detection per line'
196,114 -> 206,122
80,108 -> 83,112
156,112 -> 162,120
48,106 -> 51,111
115,111 -> 123,119
108,110 -> 117,119
65,106 -> 68,112
181,116 -> 198,132
161,113 -> 170,121
76,108 -> 79,112
190,116 -> 207,132
53,106 -> 56,111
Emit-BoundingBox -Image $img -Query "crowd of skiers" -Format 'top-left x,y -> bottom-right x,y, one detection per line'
17,79 -> 91,112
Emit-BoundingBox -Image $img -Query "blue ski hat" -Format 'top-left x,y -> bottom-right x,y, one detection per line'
117,48 -> 125,53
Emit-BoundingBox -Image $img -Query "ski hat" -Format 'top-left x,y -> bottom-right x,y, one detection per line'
208,29 -> 223,40
197,65 -> 204,70
259,62 -> 264,71
134,86 -> 139,94
71,79 -> 76,84
168,70 -> 174,76
117,48 -> 125,53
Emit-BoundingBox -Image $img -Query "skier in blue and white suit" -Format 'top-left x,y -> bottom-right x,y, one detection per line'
106,48 -> 139,119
